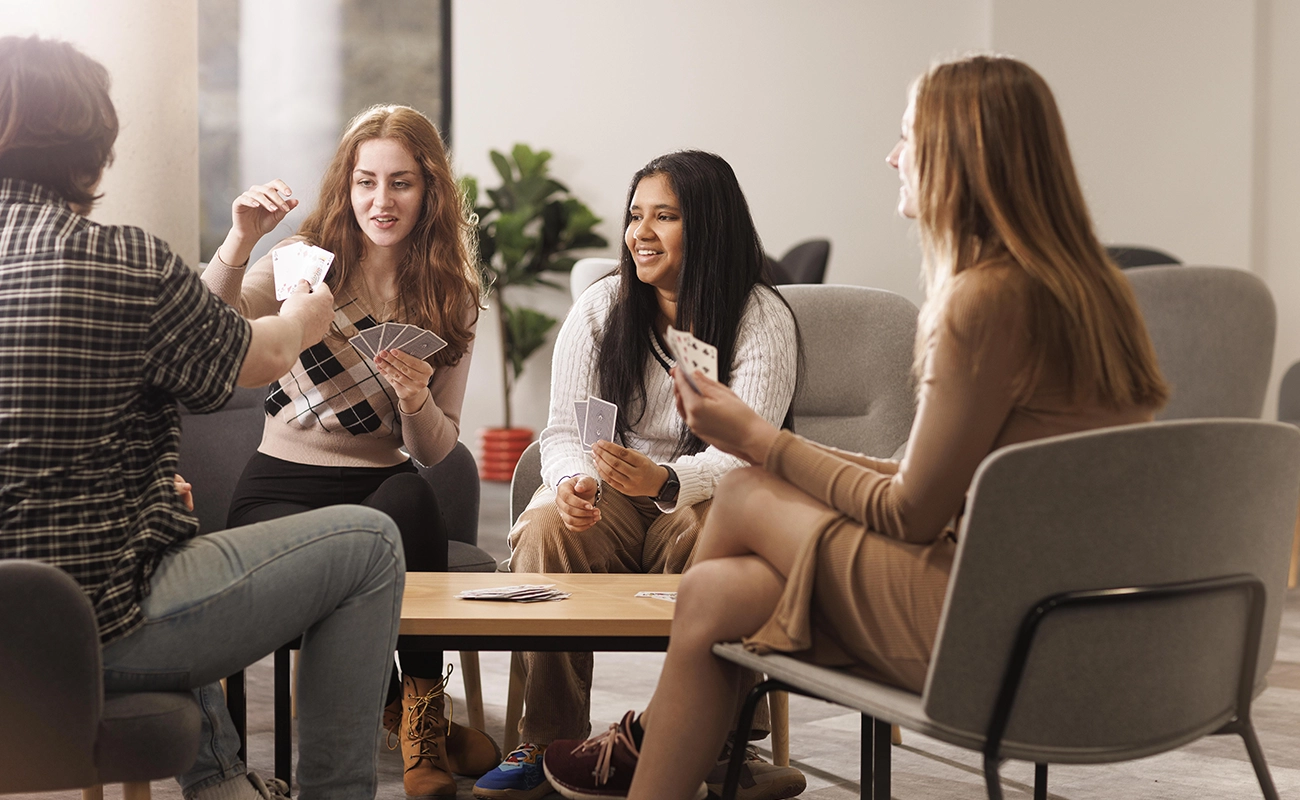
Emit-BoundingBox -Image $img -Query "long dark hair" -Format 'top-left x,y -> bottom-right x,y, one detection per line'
596,150 -> 792,456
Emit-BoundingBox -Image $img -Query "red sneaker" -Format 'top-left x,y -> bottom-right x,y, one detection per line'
543,711 -> 705,800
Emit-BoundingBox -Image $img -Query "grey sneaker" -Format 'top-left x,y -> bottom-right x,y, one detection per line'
704,742 -> 805,800
186,772 -> 290,800
247,773 -> 291,800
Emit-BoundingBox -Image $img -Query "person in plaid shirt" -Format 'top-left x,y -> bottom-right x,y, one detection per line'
0,36 -> 406,800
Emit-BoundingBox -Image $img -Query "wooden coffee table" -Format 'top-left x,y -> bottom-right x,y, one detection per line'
271,572 -> 681,781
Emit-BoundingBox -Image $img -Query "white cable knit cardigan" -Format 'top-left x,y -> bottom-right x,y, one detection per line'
538,276 -> 798,511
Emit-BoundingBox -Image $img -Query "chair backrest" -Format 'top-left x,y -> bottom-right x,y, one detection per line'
571,257 -> 618,302
178,386 -> 266,533
1105,244 -> 1181,269
778,239 -> 831,284
778,285 -> 918,457
416,441 -> 481,546
1126,265 -> 1275,420
924,420 -> 1300,761
0,561 -> 102,791
510,440 -> 543,526
1279,360 -> 1300,424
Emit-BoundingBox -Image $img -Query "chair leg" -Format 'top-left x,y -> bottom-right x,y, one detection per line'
770,690 -> 789,766
891,723 -> 902,746
226,670 -> 246,762
722,680 -> 776,800
871,718 -> 891,799
1034,763 -> 1047,800
503,651 -> 526,752
1239,721 -> 1281,800
460,650 -> 486,732
861,714 -> 873,797
82,786 -> 104,800
291,650 -> 300,719
123,781 -> 152,800
1288,499 -> 1300,588
275,645 -> 293,784
982,755 -> 1005,800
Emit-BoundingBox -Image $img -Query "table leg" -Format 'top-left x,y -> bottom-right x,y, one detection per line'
460,651 -> 486,732
770,691 -> 789,766
503,651 -> 526,752
1289,498 -> 1300,589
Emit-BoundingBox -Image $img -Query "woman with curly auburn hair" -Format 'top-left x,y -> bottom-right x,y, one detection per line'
201,104 -> 497,799
542,55 -> 1168,800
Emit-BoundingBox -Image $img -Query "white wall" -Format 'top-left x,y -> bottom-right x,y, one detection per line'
453,0 -> 1300,441
451,0 -> 992,441
5,0 -> 200,265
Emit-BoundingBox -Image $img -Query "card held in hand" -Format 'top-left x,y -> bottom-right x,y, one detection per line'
583,396 -> 617,448
573,400 -> 590,451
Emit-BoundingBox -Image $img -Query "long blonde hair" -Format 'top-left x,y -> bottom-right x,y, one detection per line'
911,55 -> 1167,409
298,104 -> 481,366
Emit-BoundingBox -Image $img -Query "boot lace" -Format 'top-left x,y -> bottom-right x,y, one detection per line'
401,664 -> 454,771
570,718 -> 638,787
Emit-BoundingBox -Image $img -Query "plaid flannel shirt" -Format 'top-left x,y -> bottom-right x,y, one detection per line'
0,179 -> 252,645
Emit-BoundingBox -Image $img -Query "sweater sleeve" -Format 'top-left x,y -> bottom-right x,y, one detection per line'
402,302 -> 478,467
538,277 -> 612,488
200,238 -> 296,319
764,267 -> 1028,543
664,287 -> 799,510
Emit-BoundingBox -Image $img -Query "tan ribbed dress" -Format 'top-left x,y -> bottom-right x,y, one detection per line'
745,264 -> 1154,693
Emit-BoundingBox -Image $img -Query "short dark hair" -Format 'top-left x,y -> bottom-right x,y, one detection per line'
0,36 -> 118,208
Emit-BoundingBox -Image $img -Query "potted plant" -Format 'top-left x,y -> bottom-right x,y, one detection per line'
462,144 -> 608,480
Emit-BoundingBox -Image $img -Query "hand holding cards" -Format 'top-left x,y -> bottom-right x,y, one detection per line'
272,242 -> 335,300
349,322 -> 448,362
664,326 -> 718,394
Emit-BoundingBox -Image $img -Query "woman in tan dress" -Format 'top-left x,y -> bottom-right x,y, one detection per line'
542,55 -> 1170,800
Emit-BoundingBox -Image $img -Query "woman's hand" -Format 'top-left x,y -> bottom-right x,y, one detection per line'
173,474 -> 194,512
592,441 -> 670,498
214,180 -> 299,268
672,366 -> 780,465
556,475 -> 601,532
376,348 -> 436,414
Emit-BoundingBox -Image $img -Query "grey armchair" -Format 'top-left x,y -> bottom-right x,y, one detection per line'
1126,265 -> 1275,420
0,560 -> 201,800
715,420 -> 1300,800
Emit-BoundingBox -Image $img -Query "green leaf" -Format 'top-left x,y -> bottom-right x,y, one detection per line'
502,303 -> 557,380
490,150 -> 515,185
459,176 -> 479,208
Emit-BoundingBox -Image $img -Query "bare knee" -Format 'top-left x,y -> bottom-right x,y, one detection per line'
712,467 -> 769,522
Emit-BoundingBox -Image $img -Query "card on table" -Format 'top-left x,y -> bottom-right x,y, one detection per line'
457,584 -> 571,603
635,591 -> 677,603
583,396 -> 618,448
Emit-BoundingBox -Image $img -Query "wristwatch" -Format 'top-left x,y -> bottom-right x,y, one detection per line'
655,465 -> 681,504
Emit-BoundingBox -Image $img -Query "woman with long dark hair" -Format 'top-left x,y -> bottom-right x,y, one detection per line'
473,151 -> 802,800
542,55 -> 1168,800
202,104 -> 497,799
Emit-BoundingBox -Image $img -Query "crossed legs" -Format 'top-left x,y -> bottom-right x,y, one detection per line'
629,467 -> 835,800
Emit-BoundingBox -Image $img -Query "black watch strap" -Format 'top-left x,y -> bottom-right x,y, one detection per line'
655,465 -> 681,503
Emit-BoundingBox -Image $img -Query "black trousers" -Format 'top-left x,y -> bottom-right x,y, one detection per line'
227,452 -> 448,680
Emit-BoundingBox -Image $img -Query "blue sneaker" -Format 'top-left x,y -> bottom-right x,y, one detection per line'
472,742 -> 551,800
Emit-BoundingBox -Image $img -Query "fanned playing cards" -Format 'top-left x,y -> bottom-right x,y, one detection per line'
573,395 -> 617,451
664,326 -> 718,394
348,322 -> 448,362
272,241 -> 334,300
457,584 -> 571,603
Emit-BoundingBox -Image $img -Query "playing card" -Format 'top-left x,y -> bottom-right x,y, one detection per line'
573,400 -> 589,450
272,242 -> 334,300
457,584 -> 571,602
348,331 -> 376,360
386,324 -> 423,353
374,322 -> 400,352
583,396 -> 617,448
635,591 -> 678,602
356,325 -> 386,359
397,330 -> 449,361
665,326 -> 716,394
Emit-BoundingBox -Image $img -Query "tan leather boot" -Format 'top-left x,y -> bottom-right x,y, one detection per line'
400,673 -> 458,799
386,676 -> 501,776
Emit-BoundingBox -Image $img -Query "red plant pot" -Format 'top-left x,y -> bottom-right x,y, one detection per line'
478,427 -> 535,482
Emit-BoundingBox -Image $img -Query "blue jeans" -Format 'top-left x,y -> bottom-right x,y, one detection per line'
100,505 -> 405,800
